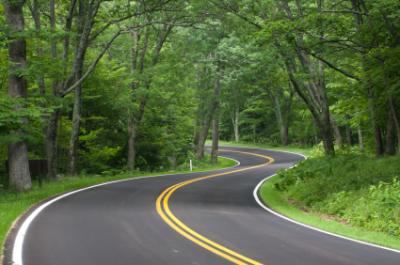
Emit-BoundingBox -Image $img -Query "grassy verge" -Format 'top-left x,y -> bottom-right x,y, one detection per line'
217,140 -> 314,157
260,154 -> 400,250
0,156 -> 236,253
261,175 -> 400,249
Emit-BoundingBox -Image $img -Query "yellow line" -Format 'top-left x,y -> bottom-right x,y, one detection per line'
156,186 -> 249,265
156,150 -> 274,265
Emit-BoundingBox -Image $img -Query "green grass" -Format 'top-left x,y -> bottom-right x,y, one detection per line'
260,175 -> 400,249
217,140 -> 313,157
0,156 -> 236,253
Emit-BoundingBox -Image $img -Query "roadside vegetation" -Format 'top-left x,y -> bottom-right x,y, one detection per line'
0,156 -> 236,251
261,150 -> 400,249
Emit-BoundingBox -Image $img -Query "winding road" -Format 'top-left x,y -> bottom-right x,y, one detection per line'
5,147 -> 400,265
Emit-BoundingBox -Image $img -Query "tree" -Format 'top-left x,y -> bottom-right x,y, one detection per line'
126,11 -> 175,170
4,0 -> 32,191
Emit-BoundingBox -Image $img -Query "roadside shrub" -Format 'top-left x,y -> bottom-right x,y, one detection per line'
275,154 -> 400,236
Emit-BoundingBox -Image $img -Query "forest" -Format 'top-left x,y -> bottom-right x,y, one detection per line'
0,0 -> 400,264
0,0 -> 399,192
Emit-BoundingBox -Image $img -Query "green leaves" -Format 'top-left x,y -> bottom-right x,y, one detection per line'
0,94 -> 43,144
275,154 -> 400,236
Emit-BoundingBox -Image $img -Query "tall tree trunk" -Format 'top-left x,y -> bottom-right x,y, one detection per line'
233,106 -> 240,143
196,118 -> 211,159
45,109 -> 60,179
211,115 -> 219,164
40,0 -> 76,180
127,29 -> 140,170
331,118 -> 343,148
345,123 -> 352,146
8,142 -> 31,191
374,123 -> 384,156
280,0 -> 335,155
321,117 -> 335,155
313,123 -> 319,145
127,118 -> 137,170
270,91 -> 286,145
253,124 -> 256,144
127,56 -> 138,170
281,122 -> 289,146
125,24 -> 171,167
281,90 -> 293,146
5,0 -> 32,191
29,0 -> 46,95
385,110 -> 396,155
284,57 -> 334,155
316,58 -> 335,155
316,116 -> 335,155
68,84 -> 82,175
357,127 -> 364,151
67,0 -> 86,175
270,90 -> 291,146
368,87 -> 384,156
389,96 -> 400,152
211,64 -> 222,164
350,0 -> 383,156
30,0 -> 61,179
195,83 -> 211,159
126,99 -> 146,169
67,0 -> 97,174
44,0 -> 61,179
195,62 -> 213,160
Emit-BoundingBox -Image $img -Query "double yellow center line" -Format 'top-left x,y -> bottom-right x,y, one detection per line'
155,150 -> 274,265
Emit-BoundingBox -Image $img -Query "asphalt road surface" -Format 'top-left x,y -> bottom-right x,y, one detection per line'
5,147 -> 400,265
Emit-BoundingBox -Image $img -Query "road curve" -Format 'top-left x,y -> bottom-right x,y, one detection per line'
4,147 -> 400,265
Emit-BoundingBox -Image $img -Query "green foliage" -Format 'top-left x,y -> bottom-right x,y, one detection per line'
322,179 -> 400,236
275,154 -> 400,236
0,93 -> 43,145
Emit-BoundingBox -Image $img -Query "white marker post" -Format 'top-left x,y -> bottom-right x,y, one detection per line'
189,159 -> 193,171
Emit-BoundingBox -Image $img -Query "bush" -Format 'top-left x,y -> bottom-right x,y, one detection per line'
275,154 -> 400,236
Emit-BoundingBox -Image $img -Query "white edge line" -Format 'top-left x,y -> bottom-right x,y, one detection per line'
252,149 -> 400,255
11,155 -> 240,265
219,155 -> 241,168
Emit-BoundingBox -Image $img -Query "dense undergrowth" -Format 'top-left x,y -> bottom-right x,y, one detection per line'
274,154 -> 400,237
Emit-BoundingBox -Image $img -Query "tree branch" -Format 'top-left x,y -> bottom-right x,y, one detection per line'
61,30 -> 123,97
208,0 -> 262,29
321,9 -> 368,16
90,0 -> 174,42
300,48 -> 361,81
